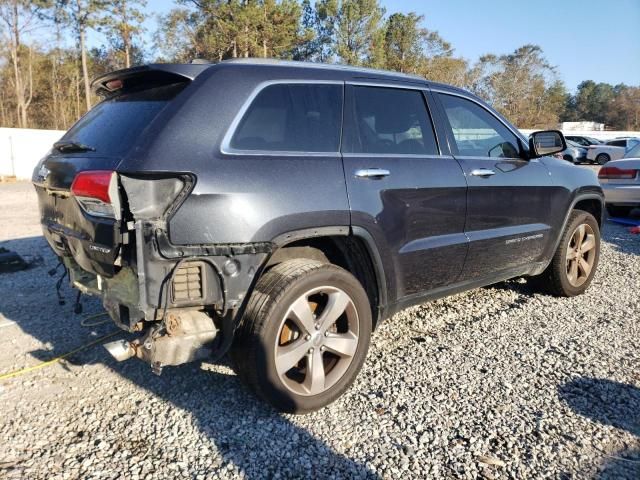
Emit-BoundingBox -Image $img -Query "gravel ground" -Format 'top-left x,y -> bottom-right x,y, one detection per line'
0,180 -> 638,479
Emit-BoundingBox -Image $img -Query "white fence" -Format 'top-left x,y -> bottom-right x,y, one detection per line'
0,128 -> 64,179
1,127 -> 639,180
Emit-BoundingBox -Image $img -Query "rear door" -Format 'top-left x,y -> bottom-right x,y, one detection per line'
432,91 -> 554,281
342,83 -> 468,301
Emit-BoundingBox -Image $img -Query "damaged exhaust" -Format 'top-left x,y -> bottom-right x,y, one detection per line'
103,310 -> 217,374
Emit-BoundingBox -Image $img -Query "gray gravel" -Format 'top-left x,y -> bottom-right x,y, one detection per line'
0,180 -> 638,479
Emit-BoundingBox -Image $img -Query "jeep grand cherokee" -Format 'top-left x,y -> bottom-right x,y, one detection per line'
32,59 -> 604,413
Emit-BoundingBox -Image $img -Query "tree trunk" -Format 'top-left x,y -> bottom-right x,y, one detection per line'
122,1 -> 131,68
10,0 -> 26,128
79,27 -> 91,111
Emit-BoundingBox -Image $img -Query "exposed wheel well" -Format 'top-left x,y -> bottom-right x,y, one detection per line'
266,236 -> 381,327
574,199 -> 603,227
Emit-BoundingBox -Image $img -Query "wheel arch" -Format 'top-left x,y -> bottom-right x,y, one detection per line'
532,192 -> 604,276
265,226 -> 387,328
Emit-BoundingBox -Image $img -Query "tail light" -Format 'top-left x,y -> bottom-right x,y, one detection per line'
71,170 -> 120,218
598,167 -> 638,180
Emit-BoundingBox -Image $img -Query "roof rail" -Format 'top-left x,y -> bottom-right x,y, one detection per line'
221,58 -> 426,82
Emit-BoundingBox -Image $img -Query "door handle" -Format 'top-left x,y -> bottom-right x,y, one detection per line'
355,168 -> 390,179
470,168 -> 496,177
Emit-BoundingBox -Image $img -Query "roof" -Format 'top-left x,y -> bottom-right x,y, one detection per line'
91,58 -> 465,96
220,58 -> 427,83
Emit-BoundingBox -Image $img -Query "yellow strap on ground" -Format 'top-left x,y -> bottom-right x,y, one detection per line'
0,322 -> 121,381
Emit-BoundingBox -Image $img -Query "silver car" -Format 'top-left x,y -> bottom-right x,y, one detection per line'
598,142 -> 640,217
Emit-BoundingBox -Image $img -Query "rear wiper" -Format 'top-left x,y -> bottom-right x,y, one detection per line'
53,140 -> 96,153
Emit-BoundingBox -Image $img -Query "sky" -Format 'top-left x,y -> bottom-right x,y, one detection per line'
97,0 -> 640,93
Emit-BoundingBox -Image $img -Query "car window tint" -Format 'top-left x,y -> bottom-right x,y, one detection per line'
438,93 -> 520,158
230,83 -> 342,152
607,140 -> 626,147
344,86 -> 437,155
60,83 -> 186,156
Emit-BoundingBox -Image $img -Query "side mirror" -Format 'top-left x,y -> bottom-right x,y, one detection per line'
529,130 -> 567,158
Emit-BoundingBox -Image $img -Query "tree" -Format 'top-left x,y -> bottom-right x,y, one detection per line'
606,84 -> 640,130
383,12 -> 424,73
100,0 -> 147,68
573,80 -> 615,124
470,45 -> 564,128
55,0 -> 108,111
292,0 -> 318,60
316,0 -> 385,66
0,0 -> 48,128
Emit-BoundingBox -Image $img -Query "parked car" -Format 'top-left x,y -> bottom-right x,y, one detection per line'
587,137 -> 640,164
561,139 -> 589,163
565,135 -> 603,147
32,60 -> 604,413
598,141 -> 640,217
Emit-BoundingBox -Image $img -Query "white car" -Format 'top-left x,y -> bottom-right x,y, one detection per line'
598,142 -> 640,217
587,137 -> 640,164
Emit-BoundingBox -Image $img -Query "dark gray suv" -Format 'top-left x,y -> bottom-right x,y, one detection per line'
33,59 -> 604,413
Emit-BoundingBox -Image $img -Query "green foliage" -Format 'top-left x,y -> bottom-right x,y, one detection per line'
0,0 -> 636,131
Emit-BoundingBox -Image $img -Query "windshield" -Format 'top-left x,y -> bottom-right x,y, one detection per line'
60,82 -> 186,157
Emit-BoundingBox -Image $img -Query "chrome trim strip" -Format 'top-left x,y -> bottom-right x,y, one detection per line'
220,79 -> 344,157
342,152 -> 454,160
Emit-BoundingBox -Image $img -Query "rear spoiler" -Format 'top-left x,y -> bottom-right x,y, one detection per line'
91,63 -> 212,97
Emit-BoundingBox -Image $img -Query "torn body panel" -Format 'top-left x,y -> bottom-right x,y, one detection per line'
61,172 -> 271,372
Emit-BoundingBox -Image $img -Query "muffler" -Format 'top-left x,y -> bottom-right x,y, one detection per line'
103,310 -> 218,373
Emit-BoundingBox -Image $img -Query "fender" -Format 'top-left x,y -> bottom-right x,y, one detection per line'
531,191 -> 604,276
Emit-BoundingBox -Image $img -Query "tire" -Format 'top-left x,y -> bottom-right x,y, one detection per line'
529,210 -> 600,297
230,259 -> 372,414
562,154 -> 574,163
596,153 -> 610,165
606,205 -> 632,218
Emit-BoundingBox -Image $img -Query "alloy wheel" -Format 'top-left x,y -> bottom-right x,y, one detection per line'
565,223 -> 597,287
274,286 -> 359,396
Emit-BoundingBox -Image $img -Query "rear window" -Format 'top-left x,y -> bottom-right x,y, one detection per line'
60,83 -> 186,156
229,83 -> 343,153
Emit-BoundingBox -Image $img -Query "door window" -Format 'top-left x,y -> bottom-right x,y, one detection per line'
438,93 -> 521,159
344,86 -> 438,155
230,83 -> 342,153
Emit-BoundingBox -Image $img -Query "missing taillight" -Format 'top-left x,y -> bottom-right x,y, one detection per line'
71,170 -> 120,218
598,167 -> 638,180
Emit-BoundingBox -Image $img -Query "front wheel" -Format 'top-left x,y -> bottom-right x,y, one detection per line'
231,259 -> 372,413
596,153 -> 610,165
529,210 -> 600,297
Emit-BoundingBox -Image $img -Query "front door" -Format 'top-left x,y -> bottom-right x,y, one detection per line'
342,84 -> 468,302
433,91 -> 554,281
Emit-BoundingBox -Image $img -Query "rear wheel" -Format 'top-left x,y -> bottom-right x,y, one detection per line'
606,205 -> 633,218
596,153 -> 610,165
231,259 -> 372,413
529,210 -> 600,297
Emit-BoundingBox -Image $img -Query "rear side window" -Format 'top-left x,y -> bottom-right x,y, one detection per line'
229,83 -> 342,153
607,140 -> 626,147
344,86 -> 437,155
438,93 -> 521,159
61,83 -> 186,156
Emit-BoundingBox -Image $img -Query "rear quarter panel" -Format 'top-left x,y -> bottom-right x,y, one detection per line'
116,65 -> 351,244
